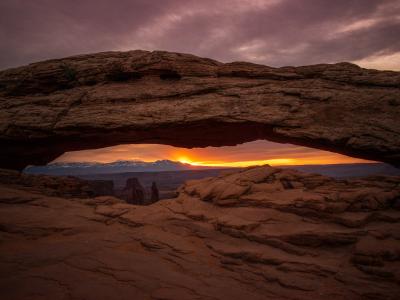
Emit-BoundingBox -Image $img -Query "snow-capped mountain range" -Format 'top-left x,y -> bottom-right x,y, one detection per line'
24,160 -> 220,175
23,161 -> 400,178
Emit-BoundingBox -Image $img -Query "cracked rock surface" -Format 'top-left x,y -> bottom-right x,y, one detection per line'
0,50 -> 400,169
1,165 -> 399,299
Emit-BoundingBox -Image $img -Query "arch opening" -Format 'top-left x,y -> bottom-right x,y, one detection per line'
50,140 -> 373,168
2,120 -> 398,171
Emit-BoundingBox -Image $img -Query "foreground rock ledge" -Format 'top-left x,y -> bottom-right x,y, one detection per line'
1,165 -> 399,299
1,50 -> 400,170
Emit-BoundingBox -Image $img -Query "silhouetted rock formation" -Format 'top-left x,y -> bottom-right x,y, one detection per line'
0,165 -> 399,299
150,181 -> 159,203
0,50 -> 399,170
118,177 -> 146,205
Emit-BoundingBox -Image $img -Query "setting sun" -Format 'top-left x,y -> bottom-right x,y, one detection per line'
177,156 -> 194,165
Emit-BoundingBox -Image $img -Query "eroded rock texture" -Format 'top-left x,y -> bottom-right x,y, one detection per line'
1,166 -> 399,299
0,50 -> 399,169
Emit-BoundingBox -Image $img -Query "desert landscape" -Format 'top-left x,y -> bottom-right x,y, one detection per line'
23,161 -> 400,202
1,1 -> 400,299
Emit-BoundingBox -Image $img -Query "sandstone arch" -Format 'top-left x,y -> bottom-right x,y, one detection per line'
0,50 -> 399,170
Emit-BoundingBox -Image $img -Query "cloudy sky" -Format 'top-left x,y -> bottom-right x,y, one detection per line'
2,0 -> 397,165
1,0 -> 400,70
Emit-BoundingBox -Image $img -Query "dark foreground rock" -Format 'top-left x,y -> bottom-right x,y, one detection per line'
0,165 -> 399,299
0,50 -> 400,170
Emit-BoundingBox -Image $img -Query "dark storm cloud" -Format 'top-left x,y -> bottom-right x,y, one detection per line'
1,0 -> 399,70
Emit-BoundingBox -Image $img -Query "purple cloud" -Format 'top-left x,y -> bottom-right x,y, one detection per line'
1,0 -> 399,70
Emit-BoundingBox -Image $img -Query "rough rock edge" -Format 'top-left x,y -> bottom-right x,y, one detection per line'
0,50 -> 399,170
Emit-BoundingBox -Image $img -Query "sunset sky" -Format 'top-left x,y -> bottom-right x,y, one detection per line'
54,140 -> 373,167
2,0 -> 398,166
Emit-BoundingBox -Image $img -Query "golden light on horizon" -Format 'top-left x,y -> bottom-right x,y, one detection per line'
176,156 -> 195,165
185,158 -> 297,167
53,140 -> 375,167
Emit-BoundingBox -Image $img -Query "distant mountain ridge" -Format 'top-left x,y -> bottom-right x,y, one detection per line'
24,160 -> 223,175
24,161 -> 400,178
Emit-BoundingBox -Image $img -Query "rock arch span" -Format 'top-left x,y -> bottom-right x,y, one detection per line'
0,50 -> 399,170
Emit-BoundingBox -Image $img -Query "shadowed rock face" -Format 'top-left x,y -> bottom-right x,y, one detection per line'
0,168 -> 114,198
1,165 -> 399,299
117,177 -> 146,205
0,50 -> 399,170
151,181 -> 159,203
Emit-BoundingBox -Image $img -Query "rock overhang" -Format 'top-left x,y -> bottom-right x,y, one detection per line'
0,50 -> 399,170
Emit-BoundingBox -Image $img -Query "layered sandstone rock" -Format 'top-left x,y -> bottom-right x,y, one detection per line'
1,165 -> 399,299
0,50 -> 399,170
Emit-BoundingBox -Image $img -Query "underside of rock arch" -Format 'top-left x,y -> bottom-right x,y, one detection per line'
0,50 -> 399,169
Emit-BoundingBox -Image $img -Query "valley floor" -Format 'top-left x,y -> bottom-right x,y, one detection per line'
0,166 -> 399,300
